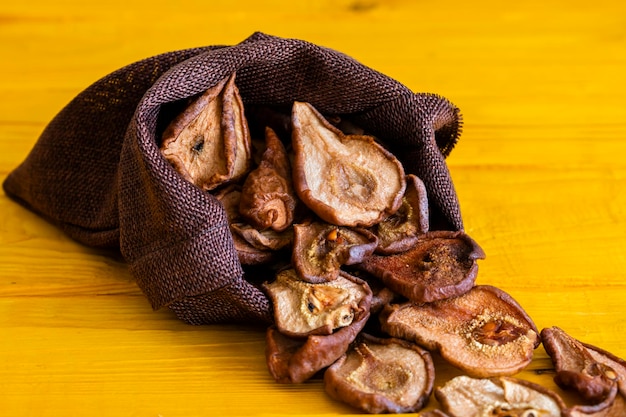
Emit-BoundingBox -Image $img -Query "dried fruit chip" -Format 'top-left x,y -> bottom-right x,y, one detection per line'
567,387 -> 626,417
291,101 -> 406,227
324,333 -> 435,414
541,327 -> 619,404
435,375 -> 567,417
292,221 -> 378,283
161,73 -> 251,190
239,127 -> 297,232
380,285 -> 539,377
265,306 -> 370,384
230,222 -> 293,251
373,174 -> 430,254
263,269 -> 372,337
357,230 -> 485,303
214,184 -> 277,265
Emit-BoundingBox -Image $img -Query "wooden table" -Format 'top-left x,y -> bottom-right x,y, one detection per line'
1,1 -> 625,415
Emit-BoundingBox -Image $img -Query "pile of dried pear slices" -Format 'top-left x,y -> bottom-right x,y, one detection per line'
160,73 -> 626,416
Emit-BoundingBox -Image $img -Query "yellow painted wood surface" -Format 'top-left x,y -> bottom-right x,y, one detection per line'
1,1 -> 625,415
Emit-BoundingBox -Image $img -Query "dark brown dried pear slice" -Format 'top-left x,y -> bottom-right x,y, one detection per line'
291,101 -> 406,227
214,184 -> 276,265
265,302 -> 370,384
435,376 -> 567,417
239,127 -> 297,232
357,230 -> 485,303
380,285 -> 540,377
541,327 -> 619,404
324,333 -> 435,414
263,269 -> 372,337
567,387 -> 626,417
161,73 -> 251,191
292,221 -> 378,283
373,174 -> 429,254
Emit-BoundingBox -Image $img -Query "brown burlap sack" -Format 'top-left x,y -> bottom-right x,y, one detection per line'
2,32 -> 464,325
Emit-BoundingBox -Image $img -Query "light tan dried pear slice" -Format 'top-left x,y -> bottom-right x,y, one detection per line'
263,269 -> 372,337
373,174 -> 430,254
214,184 -> 276,265
324,334 -> 435,414
291,101 -> 406,227
265,302 -> 370,384
357,230 -> 485,303
435,375 -> 567,417
230,222 -> 293,251
161,73 -> 251,191
292,221 -> 378,283
541,327 -> 619,404
239,127 -> 297,232
380,285 -> 540,377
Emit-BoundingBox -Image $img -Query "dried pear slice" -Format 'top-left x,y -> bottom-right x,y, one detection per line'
292,221 -> 378,283
567,388 -> 626,417
214,184 -> 276,265
357,230 -> 485,303
291,101 -> 406,227
380,285 -> 540,377
435,376 -> 567,417
324,334 -> 435,414
373,174 -> 430,254
161,73 -> 251,191
239,127 -> 297,232
230,222 -> 293,251
263,269 -> 372,337
265,305 -> 370,384
541,327 -> 619,404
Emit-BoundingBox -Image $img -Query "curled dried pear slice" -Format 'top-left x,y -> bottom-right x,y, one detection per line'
161,73 -> 251,190
435,376 -> 567,417
214,184 -> 276,265
373,174 -> 430,254
541,327 -> 619,404
292,221 -> 378,283
265,305 -> 370,384
230,223 -> 293,251
263,269 -> 372,337
357,230 -> 485,303
239,127 -> 297,232
291,101 -> 406,227
380,285 -> 539,377
324,334 -> 435,414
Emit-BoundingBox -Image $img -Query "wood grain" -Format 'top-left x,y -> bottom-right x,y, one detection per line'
1,0 -> 625,415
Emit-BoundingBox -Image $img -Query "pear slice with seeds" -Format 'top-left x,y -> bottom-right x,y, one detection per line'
291,101 -> 405,227
292,221 -> 378,283
324,334 -> 435,414
263,268 -> 372,337
380,285 -> 539,377
160,73 -> 251,190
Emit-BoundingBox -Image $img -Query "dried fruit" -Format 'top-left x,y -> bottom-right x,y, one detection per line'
239,127 -> 297,232
567,387 -> 626,417
357,230 -> 485,303
380,285 -> 539,377
230,222 -> 293,251
161,73 -> 251,190
265,303 -> 370,384
324,334 -> 435,414
541,327 -> 618,404
263,268 -> 372,337
292,221 -> 378,283
373,174 -> 429,254
435,375 -> 567,417
291,101 -> 406,227
214,184 -> 277,265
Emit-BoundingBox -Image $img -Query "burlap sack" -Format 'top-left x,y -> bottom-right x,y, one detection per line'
2,32 -> 464,325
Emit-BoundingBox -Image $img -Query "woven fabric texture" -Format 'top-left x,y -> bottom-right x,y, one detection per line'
3,32 -> 464,325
